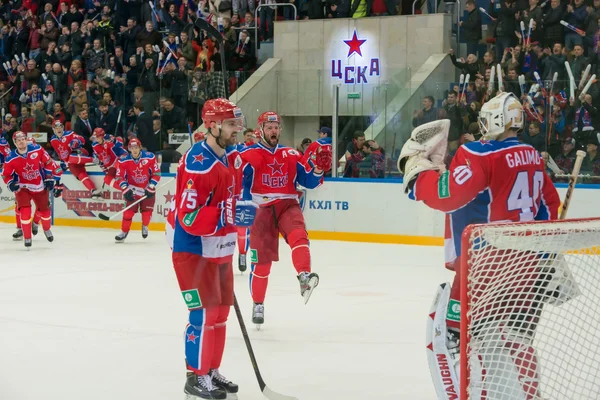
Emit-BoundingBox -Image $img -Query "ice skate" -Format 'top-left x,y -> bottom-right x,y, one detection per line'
184,372 -> 226,400
238,253 -> 247,273
210,369 -> 239,399
32,223 -> 39,236
91,189 -> 103,199
142,225 -> 149,239
252,303 -> 264,329
44,230 -> 54,243
12,229 -> 23,241
298,271 -> 319,304
115,231 -> 128,243
24,238 -> 32,249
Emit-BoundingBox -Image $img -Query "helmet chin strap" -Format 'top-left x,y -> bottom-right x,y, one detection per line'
209,124 -> 228,149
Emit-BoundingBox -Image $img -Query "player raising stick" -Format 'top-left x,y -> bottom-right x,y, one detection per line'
168,98 -> 257,399
239,111 -> 330,327
1,131 -> 62,247
91,128 -> 127,190
49,121 -> 102,199
398,93 -> 561,399
114,138 -> 160,242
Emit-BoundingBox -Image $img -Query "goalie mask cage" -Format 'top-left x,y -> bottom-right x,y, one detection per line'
459,218 -> 600,400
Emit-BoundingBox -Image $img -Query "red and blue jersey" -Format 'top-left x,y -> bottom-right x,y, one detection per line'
1,144 -> 62,192
116,150 -> 160,196
169,141 -> 243,262
92,137 -> 128,169
410,137 -> 561,266
240,143 -> 323,206
0,137 -> 10,169
302,137 -> 332,165
50,131 -> 88,162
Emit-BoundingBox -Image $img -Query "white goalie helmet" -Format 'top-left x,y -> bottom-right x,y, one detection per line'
478,92 -> 524,140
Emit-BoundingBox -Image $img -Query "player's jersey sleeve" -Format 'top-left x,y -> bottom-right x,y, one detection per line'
175,152 -> 224,237
117,159 -> 129,189
1,153 -> 16,186
295,154 -> 323,189
535,172 -> 560,220
411,146 -> 489,213
39,147 -> 62,182
147,153 -> 161,186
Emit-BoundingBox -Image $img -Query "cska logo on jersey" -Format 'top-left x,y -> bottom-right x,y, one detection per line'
132,168 -> 147,184
22,163 -> 40,181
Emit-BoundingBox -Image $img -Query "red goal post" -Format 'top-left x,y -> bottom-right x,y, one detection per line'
459,217 -> 600,400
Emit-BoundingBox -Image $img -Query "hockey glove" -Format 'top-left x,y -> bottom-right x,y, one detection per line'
44,178 -> 55,191
8,180 -> 20,192
60,161 -> 68,172
123,187 -> 135,202
234,200 -> 258,227
69,139 -> 81,150
144,184 -> 156,198
54,183 -> 64,198
314,146 -> 332,172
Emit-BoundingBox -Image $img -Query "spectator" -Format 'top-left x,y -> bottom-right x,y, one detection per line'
53,103 -> 67,126
441,90 -> 466,143
344,131 -> 366,177
66,81 -> 87,126
360,140 -> 385,178
544,0 -> 565,48
555,137 -> 578,173
565,0 -> 588,50
160,98 -> 187,134
412,96 -> 440,127
522,121 -> 546,152
133,101 -> 158,152
449,48 -> 479,79
460,0 -> 482,57
582,133 -> 600,180
297,138 -> 312,154
97,100 -> 118,137
74,108 -> 97,154
489,0 -> 518,61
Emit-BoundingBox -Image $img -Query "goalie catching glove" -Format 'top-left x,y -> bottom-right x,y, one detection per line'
397,119 -> 450,193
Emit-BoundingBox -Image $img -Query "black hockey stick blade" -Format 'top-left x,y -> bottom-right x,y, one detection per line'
194,18 -> 224,45
232,294 -> 299,400
98,213 -> 110,221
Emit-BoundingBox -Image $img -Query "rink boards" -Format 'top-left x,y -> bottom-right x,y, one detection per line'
0,173 -> 599,245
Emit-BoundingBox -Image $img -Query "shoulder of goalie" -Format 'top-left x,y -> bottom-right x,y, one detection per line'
397,119 -> 450,194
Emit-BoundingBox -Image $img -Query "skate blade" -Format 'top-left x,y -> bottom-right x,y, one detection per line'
255,324 -> 261,331
302,276 -> 319,304
13,237 -> 22,241
115,240 -> 125,244
226,393 -> 239,400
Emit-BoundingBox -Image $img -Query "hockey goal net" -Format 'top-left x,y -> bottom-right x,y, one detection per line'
460,218 -> 600,400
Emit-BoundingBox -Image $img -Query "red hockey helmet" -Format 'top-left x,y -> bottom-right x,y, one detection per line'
128,138 -> 142,150
13,130 -> 26,141
193,130 -> 206,143
202,98 -> 245,129
53,120 -> 63,129
256,111 -> 280,129
27,136 -> 37,145
254,129 -> 261,140
93,127 -> 106,139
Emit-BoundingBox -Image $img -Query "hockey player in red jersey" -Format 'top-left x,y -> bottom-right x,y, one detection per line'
193,130 -> 205,143
302,126 -> 333,172
398,93 -> 561,399
49,121 -> 102,198
168,98 -> 257,399
1,131 -> 62,247
91,128 -> 127,190
234,129 -> 260,273
114,138 -> 160,242
239,111 -> 331,326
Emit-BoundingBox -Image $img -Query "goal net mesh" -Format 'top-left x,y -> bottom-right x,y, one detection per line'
461,218 -> 600,400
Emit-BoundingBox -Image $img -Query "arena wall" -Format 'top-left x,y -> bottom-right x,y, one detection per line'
0,174 -> 596,245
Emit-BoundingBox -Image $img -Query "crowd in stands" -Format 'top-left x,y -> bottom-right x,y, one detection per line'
411,0 -> 600,183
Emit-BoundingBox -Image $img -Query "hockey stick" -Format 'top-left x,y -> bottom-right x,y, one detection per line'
559,150 -> 586,219
232,294 -> 299,400
98,178 -> 174,221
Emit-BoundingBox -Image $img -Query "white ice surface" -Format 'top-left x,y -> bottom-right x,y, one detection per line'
0,223 -> 453,400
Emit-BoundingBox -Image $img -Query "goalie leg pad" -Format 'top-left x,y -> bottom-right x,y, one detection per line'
539,255 -> 581,306
426,283 -> 461,400
475,323 -> 541,400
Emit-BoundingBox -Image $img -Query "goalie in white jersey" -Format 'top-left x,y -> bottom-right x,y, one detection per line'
398,93 -> 568,399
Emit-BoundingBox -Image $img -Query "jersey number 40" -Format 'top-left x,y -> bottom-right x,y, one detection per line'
507,171 -> 544,221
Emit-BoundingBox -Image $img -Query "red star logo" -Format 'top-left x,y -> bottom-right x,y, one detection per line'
187,332 -> 199,344
344,30 -> 366,58
23,163 -> 36,174
193,153 -> 205,164
133,168 -> 145,179
164,190 -> 174,204
267,159 -> 284,175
